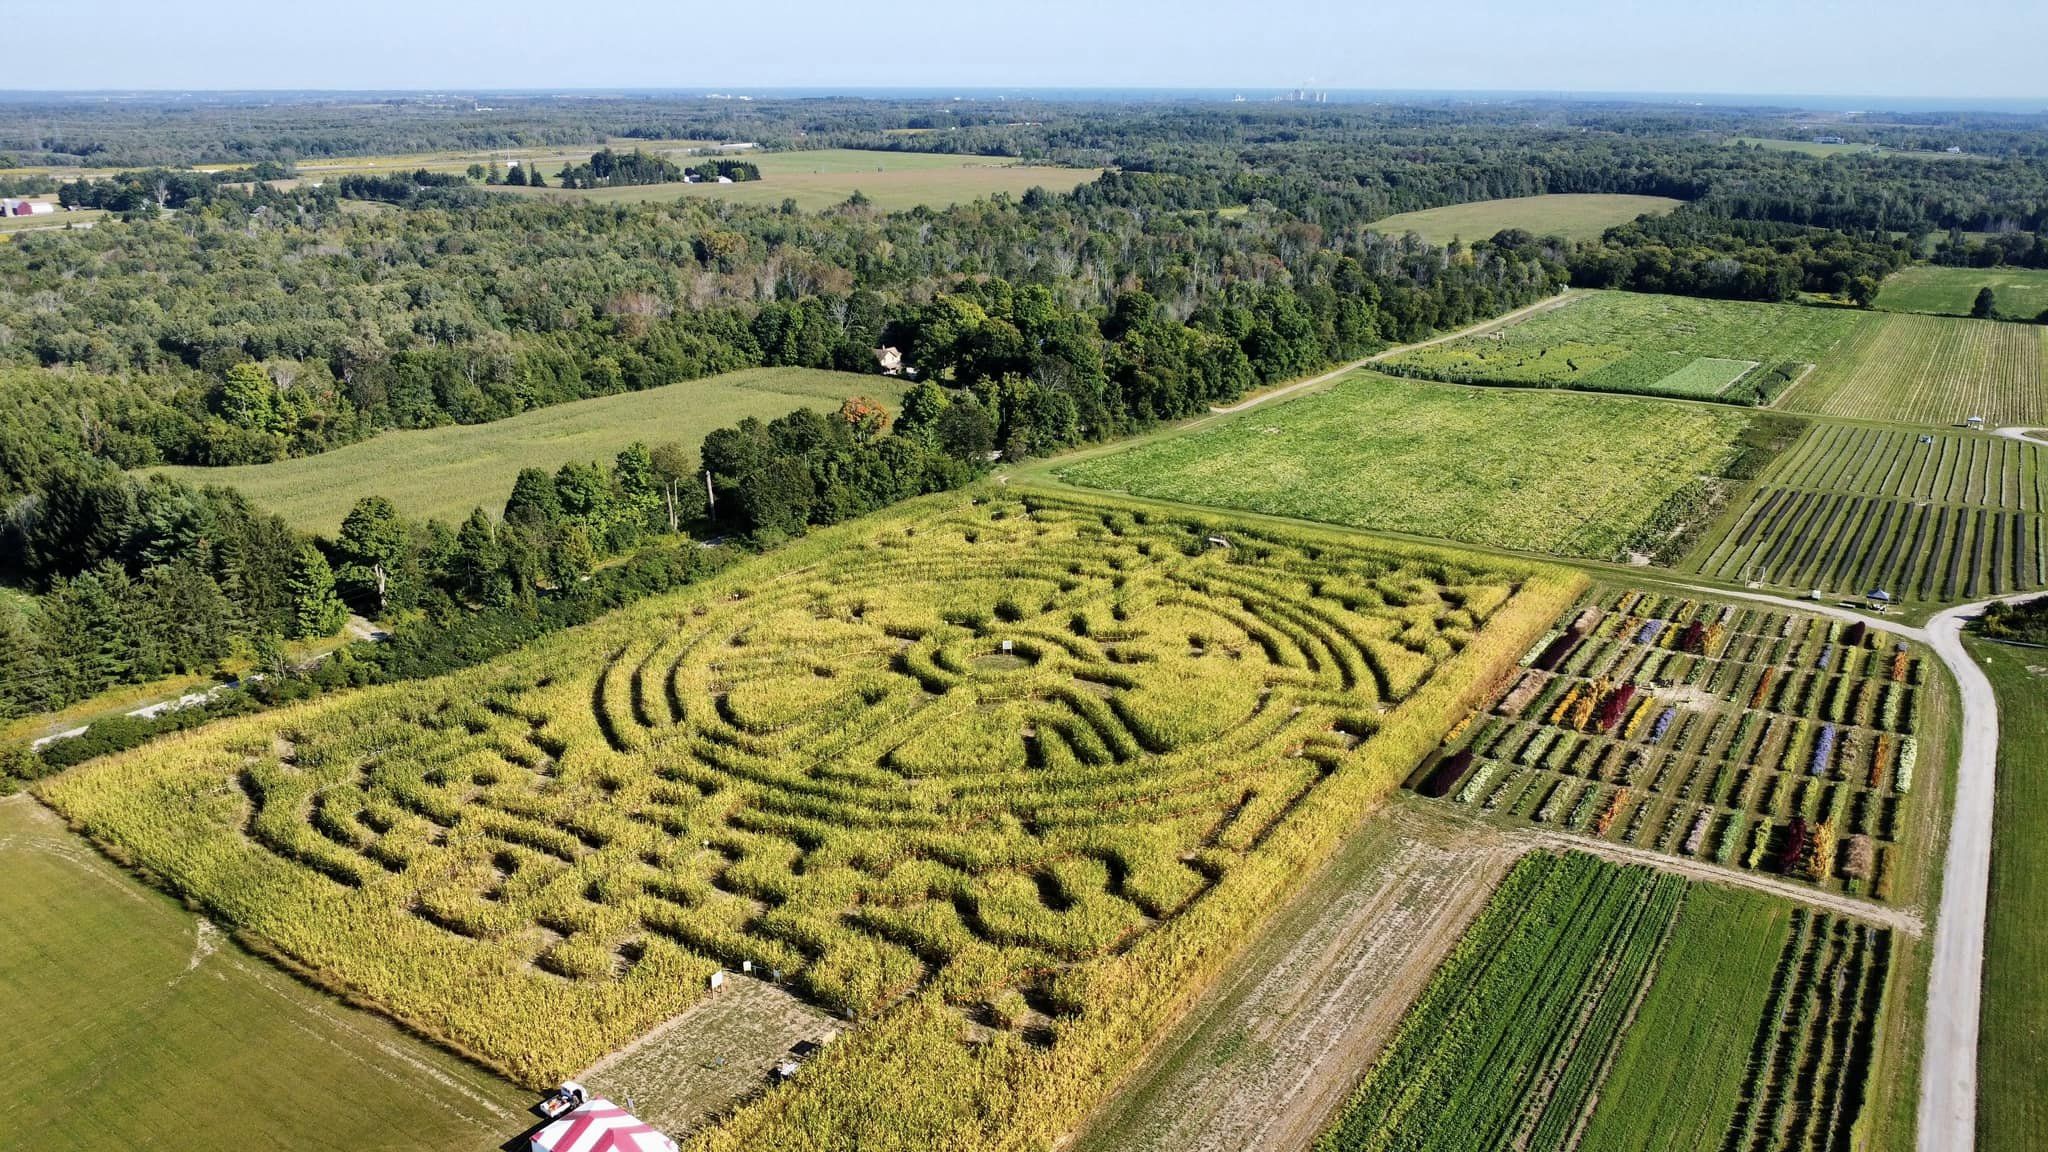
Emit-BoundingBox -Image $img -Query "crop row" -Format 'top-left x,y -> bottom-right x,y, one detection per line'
1765,424 -> 2046,512
1697,488 -> 2044,601
1313,852 -> 1685,1152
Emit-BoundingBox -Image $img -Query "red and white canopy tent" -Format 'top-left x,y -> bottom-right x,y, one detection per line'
530,1099 -> 678,1152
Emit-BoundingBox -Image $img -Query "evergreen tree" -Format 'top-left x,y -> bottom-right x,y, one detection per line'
1973,286 -> 1998,318
335,496 -> 408,615
452,508 -> 508,606
287,544 -> 348,639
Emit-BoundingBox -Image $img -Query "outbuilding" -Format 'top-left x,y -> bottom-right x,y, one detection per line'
529,1098 -> 677,1152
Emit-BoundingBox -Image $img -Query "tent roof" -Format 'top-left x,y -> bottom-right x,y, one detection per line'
530,1099 -> 677,1152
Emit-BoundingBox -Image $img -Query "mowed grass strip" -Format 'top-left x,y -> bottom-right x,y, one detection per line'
151,367 -> 898,534
1057,373 -> 1748,560
1971,640 -> 2048,1152
1366,194 -> 1683,246
0,796 -> 527,1150
1778,311 -> 2045,427
1872,266 -> 2048,321
497,148 -> 1102,212
1576,883 -> 1795,1152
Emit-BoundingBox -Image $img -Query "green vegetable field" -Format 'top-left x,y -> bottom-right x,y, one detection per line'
1056,373 -> 1750,560
1314,851 -> 1889,1152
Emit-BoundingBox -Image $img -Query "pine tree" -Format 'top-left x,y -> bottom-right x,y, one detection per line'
287,545 -> 348,639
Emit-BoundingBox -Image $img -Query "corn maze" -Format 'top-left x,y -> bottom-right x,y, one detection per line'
1412,589 -> 1925,901
1691,424 -> 2048,602
1315,852 -> 1887,1152
39,489 -> 1575,1149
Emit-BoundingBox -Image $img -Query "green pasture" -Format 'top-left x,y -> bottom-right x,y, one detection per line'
0,796 -> 528,1150
1873,266 -> 2048,321
1973,639 -> 2048,1152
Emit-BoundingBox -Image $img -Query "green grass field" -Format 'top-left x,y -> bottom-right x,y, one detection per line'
1777,312 -> 2045,427
1873,266 -> 2048,321
0,795 -> 527,1149
496,149 -> 1102,212
1972,638 -> 2048,1152
1381,291 -> 1858,404
1056,372 -> 1750,560
1576,882 -> 1794,1152
1365,194 -> 1684,245
152,367 -> 899,534
1731,137 -> 1979,161
1689,423 -> 2048,603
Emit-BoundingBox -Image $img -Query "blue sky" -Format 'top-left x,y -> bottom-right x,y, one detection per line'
12,0 -> 2046,99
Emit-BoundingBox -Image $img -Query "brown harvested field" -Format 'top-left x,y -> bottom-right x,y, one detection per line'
1071,805 -> 1519,1152
581,977 -> 844,1141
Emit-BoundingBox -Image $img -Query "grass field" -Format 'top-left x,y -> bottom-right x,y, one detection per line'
1575,881 -> 1794,1152
497,148 -> 1103,212
1689,424 -> 2048,603
1314,850 -> 1891,1152
1730,137 -> 1979,161
1777,312 -> 2045,427
289,138 -> 726,177
1056,372 -> 1751,560
37,487 -> 1577,1146
0,795 -> 528,1149
1365,193 -> 1684,245
152,367 -> 897,534
1380,291 -> 1859,405
1873,266 -> 2048,321
1971,638 -> 2048,1152
1423,587 -> 1941,906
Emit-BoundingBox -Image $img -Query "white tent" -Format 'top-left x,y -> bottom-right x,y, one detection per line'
530,1099 -> 677,1152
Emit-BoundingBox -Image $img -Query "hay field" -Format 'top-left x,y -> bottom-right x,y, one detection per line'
1777,311 -> 2045,426
1873,266 -> 2048,321
1367,193 -> 1683,245
152,367 -> 897,534
498,149 -> 1102,212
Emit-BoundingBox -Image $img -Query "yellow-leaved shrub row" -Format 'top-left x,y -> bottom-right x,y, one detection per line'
37,486 -> 1580,1144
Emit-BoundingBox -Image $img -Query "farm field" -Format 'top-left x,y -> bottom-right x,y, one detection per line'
1971,639 -> 2048,1152
1872,265 -> 2048,321
498,148 -> 1103,212
1313,850 -> 1891,1152
289,137 -> 729,177
1412,587 -> 1944,906
1379,290 -> 1860,405
1688,423 -> 2048,603
36,488 -> 1578,1146
1777,311 -> 2046,426
1072,806 -> 1518,1152
1056,372 -> 1752,560
0,795 -> 529,1149
1365,193 -> 1683,245
152,366 -> 898,534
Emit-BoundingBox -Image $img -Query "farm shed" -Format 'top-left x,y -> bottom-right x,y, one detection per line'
3,198 -> 56,216
530,1098 -> 677,1152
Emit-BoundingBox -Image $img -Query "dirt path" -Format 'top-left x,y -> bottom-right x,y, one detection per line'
1205,289 -> 1582,416
1069,809 -> 1521,1152
1667,579 -> 2046,1152
1509,829 -> 1922,935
